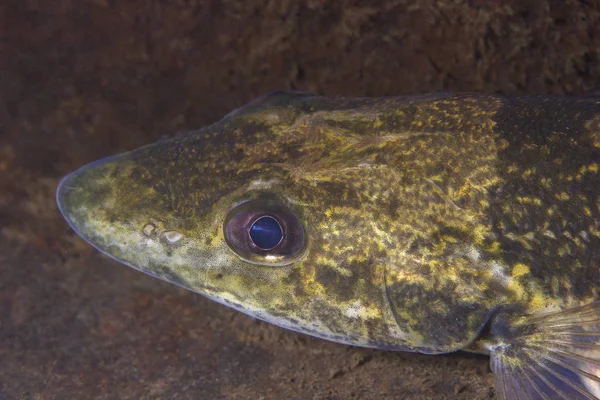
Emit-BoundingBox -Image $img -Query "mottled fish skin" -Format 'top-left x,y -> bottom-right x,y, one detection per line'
57,92 -> 600,357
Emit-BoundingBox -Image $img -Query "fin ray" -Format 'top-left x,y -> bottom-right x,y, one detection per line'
532,347 -> 600,386
490,301 -> 600,400
530,348 -> 597,399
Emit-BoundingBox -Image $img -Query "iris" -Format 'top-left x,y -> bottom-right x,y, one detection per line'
249,216 -> 283,250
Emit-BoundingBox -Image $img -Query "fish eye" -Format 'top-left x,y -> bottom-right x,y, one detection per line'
224,200 -> 305,265
249,216 -> 283,250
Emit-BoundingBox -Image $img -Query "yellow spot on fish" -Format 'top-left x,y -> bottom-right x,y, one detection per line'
507,164 -> 519,173
487,241 -> 501,255
523,168 -> 536,177
556,192 -> 570,201
512,263 -> 530,278
507,280 -> 526,302
529,293 -> 546,311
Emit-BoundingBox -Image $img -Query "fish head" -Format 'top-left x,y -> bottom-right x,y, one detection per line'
57,92 -> 505,353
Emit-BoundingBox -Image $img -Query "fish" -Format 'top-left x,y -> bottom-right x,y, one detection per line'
56,91 -> 600,399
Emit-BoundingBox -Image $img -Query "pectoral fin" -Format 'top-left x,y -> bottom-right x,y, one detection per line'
490,302 -> 600,400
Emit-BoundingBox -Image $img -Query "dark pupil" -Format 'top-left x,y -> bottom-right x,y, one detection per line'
249,216 -> 283,250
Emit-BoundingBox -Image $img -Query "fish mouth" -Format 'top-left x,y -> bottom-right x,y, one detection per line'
57,155 -> 113,223
56,152 -> 135,256
55,152 -> 219,291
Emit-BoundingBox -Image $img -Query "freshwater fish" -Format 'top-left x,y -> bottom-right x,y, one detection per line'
56,91 -> 600,399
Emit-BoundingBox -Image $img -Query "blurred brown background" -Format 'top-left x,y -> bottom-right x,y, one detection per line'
1,1 -> 600,399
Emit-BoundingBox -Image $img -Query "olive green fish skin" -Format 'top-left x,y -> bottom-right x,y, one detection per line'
57,92 -> 600,355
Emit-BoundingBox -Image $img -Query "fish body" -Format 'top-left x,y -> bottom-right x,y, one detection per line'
57,92 -> 600,399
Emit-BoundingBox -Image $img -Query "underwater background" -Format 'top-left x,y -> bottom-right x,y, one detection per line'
2,1 -> 600,399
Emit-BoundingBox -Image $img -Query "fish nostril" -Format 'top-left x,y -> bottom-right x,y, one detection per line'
163,230 -> 183,244
142,222 -> 157,238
